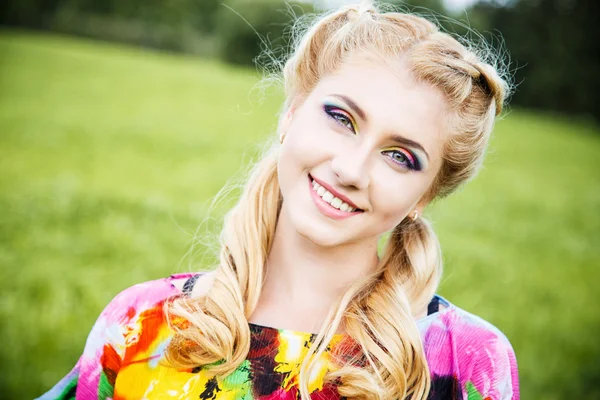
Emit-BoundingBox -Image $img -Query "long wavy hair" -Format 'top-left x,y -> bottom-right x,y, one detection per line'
164,1 -> 509,398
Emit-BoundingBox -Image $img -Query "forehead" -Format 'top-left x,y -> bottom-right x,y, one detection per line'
308,56 -> 449,160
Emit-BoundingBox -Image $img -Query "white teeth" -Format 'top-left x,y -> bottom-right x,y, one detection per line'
311,178 -> 357,213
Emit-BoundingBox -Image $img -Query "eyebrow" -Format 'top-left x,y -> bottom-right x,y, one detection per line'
390,135 -> 430,160
331,94 -> 367,121
331,94 -> 430,161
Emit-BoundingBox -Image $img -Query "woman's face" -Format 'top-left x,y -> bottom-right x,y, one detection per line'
277,56 -> 449,247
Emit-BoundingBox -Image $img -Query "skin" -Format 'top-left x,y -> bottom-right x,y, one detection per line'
248,56 -> 450,333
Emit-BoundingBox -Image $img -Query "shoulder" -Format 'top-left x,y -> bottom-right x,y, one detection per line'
90,273 -> 208,343
97,271 -> 215,327
38,273 -> 209,399
170,270 -> 216,297
57,273 -> 199,393
418,296 -> 520,400
100,273 -> 191,318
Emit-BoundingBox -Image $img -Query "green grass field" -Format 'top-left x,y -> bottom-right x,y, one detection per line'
1,31 -> 599,399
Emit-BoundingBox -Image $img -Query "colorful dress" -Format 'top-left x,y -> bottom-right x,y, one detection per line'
37,273 -> 519,400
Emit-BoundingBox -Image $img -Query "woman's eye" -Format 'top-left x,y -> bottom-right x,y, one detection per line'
382,149 -> 420,171
324,105 -> 356,133
334,114 -> 353,130
392,151 -> 408,164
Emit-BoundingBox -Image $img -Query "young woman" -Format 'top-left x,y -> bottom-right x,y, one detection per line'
39,2 -> 519,399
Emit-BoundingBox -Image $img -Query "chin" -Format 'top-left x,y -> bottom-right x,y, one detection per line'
288,210 -> 350,248
299,227 -> 348,248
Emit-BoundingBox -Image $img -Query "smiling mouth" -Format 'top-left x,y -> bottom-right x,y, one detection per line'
309,175 -> 363,213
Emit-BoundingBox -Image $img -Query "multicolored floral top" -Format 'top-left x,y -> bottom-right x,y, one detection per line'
37,273 -> 519,400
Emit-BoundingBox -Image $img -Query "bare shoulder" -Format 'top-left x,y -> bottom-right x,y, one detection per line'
170,270 -> 217,297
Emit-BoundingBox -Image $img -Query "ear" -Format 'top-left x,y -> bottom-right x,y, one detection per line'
278,106 -> 296,134
413,197 -> 430,217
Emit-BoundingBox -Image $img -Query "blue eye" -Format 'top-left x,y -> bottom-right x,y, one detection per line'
324,104 -> 356,133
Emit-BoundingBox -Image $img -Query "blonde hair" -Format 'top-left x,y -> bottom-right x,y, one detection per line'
165,1 -> 509,399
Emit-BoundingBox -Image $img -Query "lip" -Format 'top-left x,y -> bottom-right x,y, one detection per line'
308,175 -> 363,221
309,174 -> 361,210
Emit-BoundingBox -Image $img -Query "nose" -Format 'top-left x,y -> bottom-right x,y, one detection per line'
330,145 -> 371,190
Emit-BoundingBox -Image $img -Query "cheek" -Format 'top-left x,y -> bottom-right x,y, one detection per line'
280,115 -> 333,172
277,128 -> 319,196
278,137 -> 313,182
375,192 -> 413,227
276,146 -> 297,197
370,171 -> 430,223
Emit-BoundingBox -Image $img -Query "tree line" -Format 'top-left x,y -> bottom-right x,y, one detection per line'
1,0 -> 598,121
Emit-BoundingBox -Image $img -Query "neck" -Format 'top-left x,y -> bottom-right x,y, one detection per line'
251,209 -> 379,331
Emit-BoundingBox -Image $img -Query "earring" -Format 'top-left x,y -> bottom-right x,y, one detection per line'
279,132 -> 286,144
409,209 -> 419,221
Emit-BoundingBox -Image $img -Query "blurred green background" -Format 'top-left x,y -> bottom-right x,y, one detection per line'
1,0 -> 599,399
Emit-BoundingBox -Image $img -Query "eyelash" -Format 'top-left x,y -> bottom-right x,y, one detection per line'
324,104 -> 356,133
323,103 -> 421,171
381,149 -> 421,171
